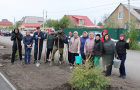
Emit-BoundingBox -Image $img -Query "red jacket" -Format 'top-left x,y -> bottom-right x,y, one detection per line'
100,30 -> 111,42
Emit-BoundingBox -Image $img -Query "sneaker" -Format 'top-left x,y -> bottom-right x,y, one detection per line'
33,60 -> 36,64
70,66 -> 73,69
118,75 -> 122,77
122,76 -> 126,79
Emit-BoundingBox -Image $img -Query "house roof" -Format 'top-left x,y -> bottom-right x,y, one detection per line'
65,15 -> 97,27
22,23 -> 41,27
107,3 -> 140,21
21,16 -> 44,24
0,19 -> 12,24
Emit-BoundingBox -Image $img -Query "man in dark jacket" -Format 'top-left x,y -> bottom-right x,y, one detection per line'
64,31 -> 73,64
52,28 -> 66,65
45,29 -> 55,63
116,34 -> 130,79
93,34 -> 103,67
33,27 -> 44,64
11,27 -> 23,65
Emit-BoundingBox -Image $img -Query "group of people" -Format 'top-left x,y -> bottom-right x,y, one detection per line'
11,27 -> 130,79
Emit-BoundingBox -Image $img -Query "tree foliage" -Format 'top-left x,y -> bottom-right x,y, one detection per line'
16,21 -> 21,27
97,22 -> 103,26
124,20 -> 140,49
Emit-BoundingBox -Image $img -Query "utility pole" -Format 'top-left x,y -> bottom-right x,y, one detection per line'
43,10 -> 44,30
128,0 -> 130,23
12,16 -> 16,28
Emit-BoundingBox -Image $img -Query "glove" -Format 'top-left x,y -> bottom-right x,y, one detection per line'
77,51 -> 80,54
36,37 -> 38,39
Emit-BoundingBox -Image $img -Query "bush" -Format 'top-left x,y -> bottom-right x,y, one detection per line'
69,58 -> 109,90
124,20 -> 140,50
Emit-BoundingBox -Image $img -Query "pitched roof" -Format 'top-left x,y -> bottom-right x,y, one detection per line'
65,15 -> 97,27
21,16 -> 43,23
122,3 -> 140,21
0,19 -> 12,24
22,23 -> 41,27
107,3 -> 140,21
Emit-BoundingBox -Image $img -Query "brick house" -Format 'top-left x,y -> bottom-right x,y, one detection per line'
105,3 -> 140,29
0,19 -> 13,29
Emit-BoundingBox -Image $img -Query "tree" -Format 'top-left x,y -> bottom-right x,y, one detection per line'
59,16 -> 74,28
16,21 -> 21,27
9,25 -> 14,30
97,22 -> 103,26
124,20 -> 140,49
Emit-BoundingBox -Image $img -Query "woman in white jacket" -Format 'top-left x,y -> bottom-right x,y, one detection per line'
69,31 -> 80,68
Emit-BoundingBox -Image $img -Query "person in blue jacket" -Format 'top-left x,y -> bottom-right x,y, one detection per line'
33,27 -> 44,64
23,30 -> 33,64
64,31 -> 73,64
79,31 -> 88,63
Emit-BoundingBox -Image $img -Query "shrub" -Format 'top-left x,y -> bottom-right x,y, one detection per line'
69,58 -> 109,90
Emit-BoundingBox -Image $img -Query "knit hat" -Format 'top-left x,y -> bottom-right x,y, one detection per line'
73,31 -> 78,34
51,29 -> 55,32
120,34 -> 125,38
58,28 -> 62,30
96,34 -> 100,37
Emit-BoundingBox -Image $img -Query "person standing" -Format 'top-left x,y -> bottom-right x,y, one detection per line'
103,34 -> 117,76
11,28 -> 23,65
84,32 -> 95,62
45,29 -> 55,63
79,31 -> 88,62
93,34 -> 103,67
23,30 -> 33,64
52,28 -> 66,65
69,31 -> 80,68
64,31 -> 73,64
116,34 -> 130,79
33,27 -> 44,64
100,30 -> 111,42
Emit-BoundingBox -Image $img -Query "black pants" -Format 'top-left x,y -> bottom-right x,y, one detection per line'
34,45 -> 43,61
68,52 -> 72,63
71,53 -> 79,65
11,45 -> 22,63
46,48 -> 52,59
106,64 -> 112,76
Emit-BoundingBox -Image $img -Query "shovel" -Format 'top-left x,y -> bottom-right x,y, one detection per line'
36,39 -> 40,67
44,33 -> 48,63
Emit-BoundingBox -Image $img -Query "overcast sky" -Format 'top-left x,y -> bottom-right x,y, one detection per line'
0,0 -> 140,25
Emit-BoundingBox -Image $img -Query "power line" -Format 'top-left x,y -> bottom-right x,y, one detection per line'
48,0 -> 128,13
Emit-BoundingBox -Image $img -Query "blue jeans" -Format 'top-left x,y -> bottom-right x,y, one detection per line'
24,47 -> 32,63
34,45 -> 43,61
119,55 -> 126,76
71,53 -> 79,65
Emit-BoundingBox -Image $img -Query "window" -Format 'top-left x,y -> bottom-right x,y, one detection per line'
79,19 -> 84,25
118,12 -> 123,19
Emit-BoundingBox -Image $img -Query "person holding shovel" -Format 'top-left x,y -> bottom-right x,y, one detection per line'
33,27 -> 44,64
69,31 -> 80,69
93,34 -> 103,67
116,34 -> 130,79
52,28 -> 66,65
44,29 -> 55,63
23,30 -> 33,64
11,27 -> 23,65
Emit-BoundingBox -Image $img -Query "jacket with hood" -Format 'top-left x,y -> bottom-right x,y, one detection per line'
11,28 -> 23,46
53,32 -> 66,48
33,31 -> 44,45
100,30 -> 111,42
103,34 -> 117,65
46,33 -> 55,49
80,36 -> 89,54
93,39 -> 103,57
69,36 -> 80,53
116,39 -> 129,56
84,38 -> 95,55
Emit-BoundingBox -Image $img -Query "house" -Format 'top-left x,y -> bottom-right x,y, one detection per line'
19,23 -> 41,30
20,16 -> 44,25
65,15 -> 99,28
105,3 -> 140,29
0,19 -> 13,29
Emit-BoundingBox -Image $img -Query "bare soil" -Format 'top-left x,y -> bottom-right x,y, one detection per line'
0,43 -> 140,90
